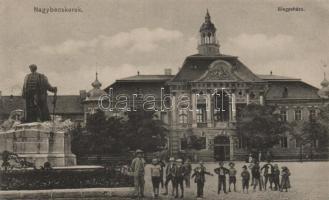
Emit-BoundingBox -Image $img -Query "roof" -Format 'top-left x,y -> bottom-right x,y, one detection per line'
48,95 -> 84,114
0,95 -> 83,115
170,54 -> 264,83
257,74 -> 300,81
265,81 -> 320,100
116,75 -> 174,82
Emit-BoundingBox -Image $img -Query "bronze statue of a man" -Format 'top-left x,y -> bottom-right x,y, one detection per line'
22,64 -> 57,122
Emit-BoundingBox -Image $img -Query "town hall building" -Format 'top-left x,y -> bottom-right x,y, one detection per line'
106,11 -> 329,161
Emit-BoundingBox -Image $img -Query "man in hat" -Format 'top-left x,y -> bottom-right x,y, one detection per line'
174,159 -> 186,198
164,157 -> 176,196
191,161 -> 213,198
22,64 -> 57,122
131,149 -> 146,198
228,162 -> 237,192
183,159 -> 192,188
214,161 -> 229,194
261,160 -> 274,190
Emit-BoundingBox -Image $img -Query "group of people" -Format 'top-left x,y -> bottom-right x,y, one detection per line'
130,149 -> 291,199
246,159 -> 291,193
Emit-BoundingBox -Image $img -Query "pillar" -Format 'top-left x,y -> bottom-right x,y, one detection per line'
229,136 -> 234,160
206,93 -> 212,127
260,95 -> 264,105
191,93 -> 197,128
246,93 -> 250,105
231,93 -> 236,121
172,95 -> 177,127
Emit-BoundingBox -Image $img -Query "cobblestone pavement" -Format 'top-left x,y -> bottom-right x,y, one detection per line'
131,161 -> 329,200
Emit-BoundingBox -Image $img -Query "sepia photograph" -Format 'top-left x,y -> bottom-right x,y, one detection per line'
0,0 -> 328,199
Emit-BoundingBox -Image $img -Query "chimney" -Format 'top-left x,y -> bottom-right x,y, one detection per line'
80,90 -> 87,100
164,68 -> 172,75
137,71 -> 140,76
270,71 -> 273,75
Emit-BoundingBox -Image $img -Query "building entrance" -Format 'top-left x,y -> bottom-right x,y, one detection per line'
214,136 -> 230,161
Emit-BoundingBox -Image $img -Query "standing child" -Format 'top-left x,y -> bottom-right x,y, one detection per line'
191,161 -> 213,198
241,165 -> 250,193
252,161 -> 262,191
228,162 -> 237,192
272,164 -> 280,191
214,161 -> 229,194
150,158 -> 162,198
280,166 -> 291,192
174,159 -> 186,198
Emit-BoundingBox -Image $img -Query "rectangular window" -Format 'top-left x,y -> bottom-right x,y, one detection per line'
179,109 -> 188,124
238,136 -> 247,149
280,136 -> 288,148
213,109 -> 221,121
197,104 -> 206,123
295,138 -> 301,148
294,109 -> 302,121
280,110 -> 288,122
309,109 -> 316,121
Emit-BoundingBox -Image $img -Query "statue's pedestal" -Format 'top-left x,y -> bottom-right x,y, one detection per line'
0,122 -> 76,167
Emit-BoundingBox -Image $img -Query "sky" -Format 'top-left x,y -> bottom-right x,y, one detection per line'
0,0 -> 328,95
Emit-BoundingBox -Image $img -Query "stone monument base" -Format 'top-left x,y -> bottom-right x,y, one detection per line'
0,122 -> 76,167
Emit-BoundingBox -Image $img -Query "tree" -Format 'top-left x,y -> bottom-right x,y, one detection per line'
236,104 -> 289,152
71,110 -> 127,155
124,110 -> 168,152
290,105 -> 329,160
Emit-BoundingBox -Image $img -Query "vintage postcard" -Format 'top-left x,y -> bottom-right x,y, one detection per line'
0,0 -> 328,199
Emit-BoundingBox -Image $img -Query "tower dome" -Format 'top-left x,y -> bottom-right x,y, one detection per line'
198,9 -> 220,56
87,72 -> 106,100
199,10 -> 217,33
